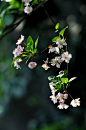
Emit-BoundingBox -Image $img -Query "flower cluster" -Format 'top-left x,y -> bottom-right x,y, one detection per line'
12,34 -> 37,69
42,38 -> 72,70
22,0 -> 33,14
12,35 -> 24,69
49,84 -> 80,109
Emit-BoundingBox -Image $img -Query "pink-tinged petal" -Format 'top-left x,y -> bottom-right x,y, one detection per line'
56,39 -> 60,44
56,63 -> 60,68
28,62 -> 37,69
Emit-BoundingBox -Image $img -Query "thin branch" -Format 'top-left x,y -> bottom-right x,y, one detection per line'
0,0 -> 48,41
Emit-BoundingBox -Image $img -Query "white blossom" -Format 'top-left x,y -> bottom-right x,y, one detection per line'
28,62 -> 37,69
57,103 -> 69,109
42,58 -> 50,70
16,35 -> 24,45
41,64 -> 50,70
48,45 -> 56,53
56,39 -> 67,49
13,45 -> 24,58
50,95 -> 57,104
51,56 -> 61,68
49,84 -> 57,95
70,98 -> 80,107
24,6 -> 33,14
14,58 -> 22,69
61,51 -> 72,63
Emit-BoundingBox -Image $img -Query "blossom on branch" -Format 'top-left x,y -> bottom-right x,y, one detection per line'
49,84 -> 57,95
14,58 -> 22,69
50,95 -> 57,104
61,51 -> 72,63
24,6 -> 33,14
51,56 -> 61,68
28,62 -> 37,69
56,39 -> 67,49
16,35 -> 24,45
42,58 -> 50,70
12,45 -> 24,58
57,103 -> 69,109
70,98 -> 80,107
48,45 -> 56,53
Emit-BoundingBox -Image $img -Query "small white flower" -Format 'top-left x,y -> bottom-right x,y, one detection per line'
55,47 -> 60,53
49,84 -> 57,95
56,39 -> 67,49
57,103 -> 69,109
70,98 -> 80,107
61,51 -> 72,63
28,62 -> 37,69
13,45 -> 24,58
42,58 -> 50,70
51,56 -> 61,68
64,94 -> 68,99
41,64 -> 50,70
16,35 -> 24,45
14,58 -> 22,69
48,45 -> 56,53
50,95 -> 57,104
24,6 -> 33,14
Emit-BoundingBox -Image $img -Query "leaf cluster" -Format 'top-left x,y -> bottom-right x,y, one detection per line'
48,70 -> 77,91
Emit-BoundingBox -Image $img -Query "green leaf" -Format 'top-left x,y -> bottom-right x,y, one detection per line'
31,0 -> 39,5
69,77 -> 77,82
25,46 -> 31,51
61,78 -> 68,83
32,48 -> 37,53
21,54 -> 27,57
55,23 -> 59,30
52,36 -> 61,42
27,36 -> 34,50
35,36 -> 39,48
60,26 -> 68,37
49,82 -> 56,86
55,84 -> 62,91
9,0 -> 20,8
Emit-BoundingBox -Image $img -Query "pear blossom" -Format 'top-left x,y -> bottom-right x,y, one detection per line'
49,84 -> 57,95
61,51 -> 72,63
70,98 -> 80,107
24,6 -> 33,14
48,45 -> 56,53
12,45 -> 24,58
41,64 -> 50,70
16,35 -> 24,45
28,62 -> 37,69
42,58 -> 50,70
55,47 -> 60,54
57,103 -> 69,109
51,56 -> 61,68
56,39 -> 67,49
64,94 -> 68,99
50,95 -> 57,104
14,58 -> 22,69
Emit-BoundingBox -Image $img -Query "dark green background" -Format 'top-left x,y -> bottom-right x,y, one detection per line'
0,0 -> 85,130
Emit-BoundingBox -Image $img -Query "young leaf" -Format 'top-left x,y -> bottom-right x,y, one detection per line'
27,36 -> 34,50
31,0 -> 39,5
35,36 -> 39,48
48,76 -> 55,81
61,78 -> 68,83
52,36 -> 61,42
32,48 -> 37,53
69,77 -> 77,82
55,23 -> 59,30
60,26 -> 68,37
